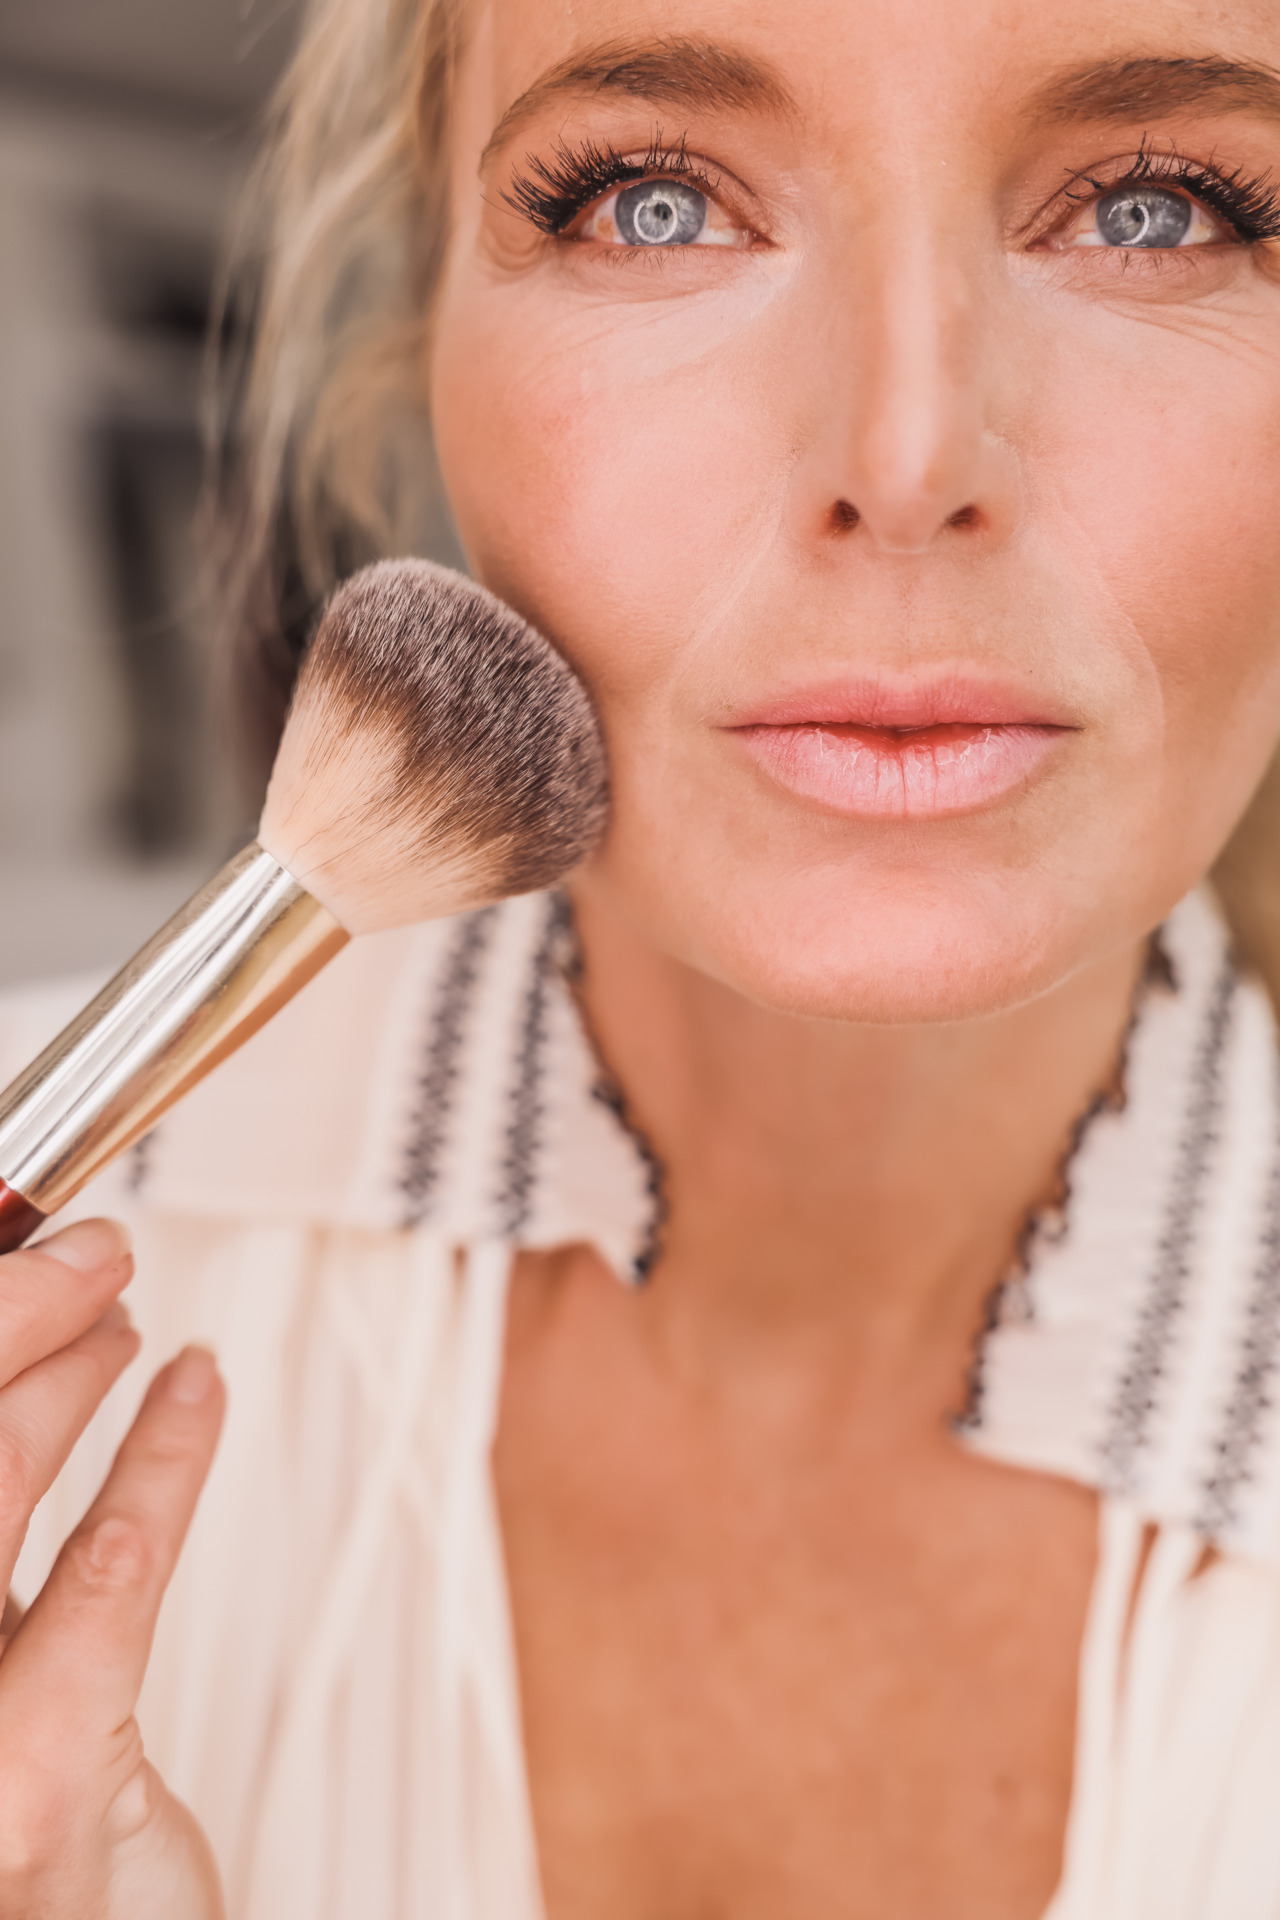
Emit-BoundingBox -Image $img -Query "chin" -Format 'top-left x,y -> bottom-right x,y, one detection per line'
583,848 -> 1157,1027
718,883 -> 1103,1026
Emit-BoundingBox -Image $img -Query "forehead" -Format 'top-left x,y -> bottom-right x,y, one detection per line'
469,0 -> 1280,143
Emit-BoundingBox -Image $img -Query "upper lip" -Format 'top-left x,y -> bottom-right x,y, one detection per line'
725,673 -> 1076,732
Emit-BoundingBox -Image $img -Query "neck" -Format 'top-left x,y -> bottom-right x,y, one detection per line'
572,886 -> 1146,1438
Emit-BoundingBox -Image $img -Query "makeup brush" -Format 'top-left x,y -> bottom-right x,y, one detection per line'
0,559 -> 607,1253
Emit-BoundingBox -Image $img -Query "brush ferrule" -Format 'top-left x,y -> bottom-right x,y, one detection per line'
0,842 -> 348,1214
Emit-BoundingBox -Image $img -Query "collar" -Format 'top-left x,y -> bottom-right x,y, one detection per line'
967,887 -> 1280,1565
67,882 -> 1280,1567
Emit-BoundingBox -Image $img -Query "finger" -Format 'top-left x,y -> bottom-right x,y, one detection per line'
0,1299 -> 141,1596
0,1348 -> 224,1753
0,1220 -> 134,1390
0,1588 -> 22,1658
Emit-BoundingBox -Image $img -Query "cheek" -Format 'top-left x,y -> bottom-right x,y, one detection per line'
430,274 -> 790,707
1036,313 -> 1280,779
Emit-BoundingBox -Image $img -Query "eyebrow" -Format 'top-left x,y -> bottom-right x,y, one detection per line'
1029,55 -> 1280,127
481,36 -> 796,168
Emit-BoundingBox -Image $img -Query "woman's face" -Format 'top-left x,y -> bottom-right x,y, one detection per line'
431,0 -> 1280,1022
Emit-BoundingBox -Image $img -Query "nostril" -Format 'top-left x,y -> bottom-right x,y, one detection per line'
947,504 -> 982,529
830,499 -> 861,532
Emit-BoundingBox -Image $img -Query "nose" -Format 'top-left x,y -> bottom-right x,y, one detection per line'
797,224 -> 1023,555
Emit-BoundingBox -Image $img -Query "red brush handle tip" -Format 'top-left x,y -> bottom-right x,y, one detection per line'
0,1177 -> 45,1254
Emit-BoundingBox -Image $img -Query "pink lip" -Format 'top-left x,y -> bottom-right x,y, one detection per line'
727,676 -> 1074,820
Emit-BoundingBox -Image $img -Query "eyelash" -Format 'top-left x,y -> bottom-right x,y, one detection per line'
505,131 -> 1280,251
1060,139 -> 1280,244
505,134 -> 723,236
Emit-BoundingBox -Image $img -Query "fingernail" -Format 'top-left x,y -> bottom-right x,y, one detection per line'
97,1299 -> 135,1336
166,1345 -> 217,1404
39,1218 -> 132,1275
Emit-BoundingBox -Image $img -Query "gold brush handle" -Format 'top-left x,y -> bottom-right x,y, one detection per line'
0,842 -> 348,1250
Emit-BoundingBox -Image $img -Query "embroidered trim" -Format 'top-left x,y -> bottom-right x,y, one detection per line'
399,907 -> 498,1226
556,901 -> 668,1283
1198,1059 -> 1280,1534
956,931 -> 1173,1432
494,894 -> 568,1236
1101,955 -> 1238,1490
589,1075 -> 668,1282
127,1128 -> 157,1195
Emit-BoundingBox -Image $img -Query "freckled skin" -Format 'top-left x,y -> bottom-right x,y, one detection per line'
429,2 -> 1280,1916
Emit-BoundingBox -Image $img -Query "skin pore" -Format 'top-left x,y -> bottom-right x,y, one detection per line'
428,3 -> 1280,1917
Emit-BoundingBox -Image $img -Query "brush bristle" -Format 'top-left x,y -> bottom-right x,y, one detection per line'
258,560 -> 609,934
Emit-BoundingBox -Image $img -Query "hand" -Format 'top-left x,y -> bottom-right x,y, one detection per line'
0,1219 -> 226,1919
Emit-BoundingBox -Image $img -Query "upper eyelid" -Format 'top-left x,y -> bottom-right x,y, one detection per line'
1014,157 -> 1228,242
618,151 -> 760,204
579,169 -> 741,225
1041,149 -> 1271,222
593,163 -> 722,204
505,134 -> 766,232
1061,159 -> 1213,208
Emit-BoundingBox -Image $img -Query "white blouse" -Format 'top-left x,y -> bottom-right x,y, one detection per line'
6,885 -> 1280,1919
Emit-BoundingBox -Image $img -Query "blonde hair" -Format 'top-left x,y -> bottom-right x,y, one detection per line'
215,0 -> 461,771
223,0 -> 1280,989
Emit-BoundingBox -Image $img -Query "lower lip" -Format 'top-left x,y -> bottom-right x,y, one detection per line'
733,721 -> 1066,819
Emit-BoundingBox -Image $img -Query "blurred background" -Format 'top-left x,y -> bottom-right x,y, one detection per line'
0,0 -> 302,986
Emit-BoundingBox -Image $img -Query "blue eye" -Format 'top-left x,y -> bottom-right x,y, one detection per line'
615,180 -> 708,246
1094,187 -> 1193,248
